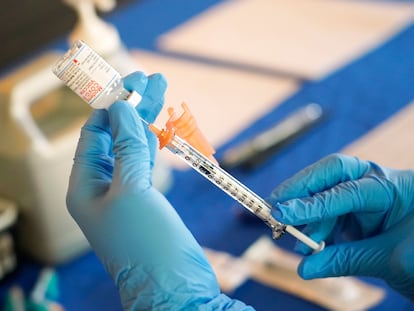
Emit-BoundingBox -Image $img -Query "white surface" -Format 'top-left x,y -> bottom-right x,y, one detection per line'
158,0 -> 414,79
343,101 -> 414,169
0,53 -> 90,263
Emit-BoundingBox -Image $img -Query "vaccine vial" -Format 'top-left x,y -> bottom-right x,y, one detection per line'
52,40 -> 141,109
52,40 -> 173,194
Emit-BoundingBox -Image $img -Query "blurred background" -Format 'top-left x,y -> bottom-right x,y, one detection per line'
1,0 -> 414,310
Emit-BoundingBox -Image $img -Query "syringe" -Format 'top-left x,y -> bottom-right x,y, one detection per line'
52,40 -> 324,252
147,112 -> 324,252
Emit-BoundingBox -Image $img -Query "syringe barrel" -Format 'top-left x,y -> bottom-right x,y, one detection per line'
165,134 -> 286,238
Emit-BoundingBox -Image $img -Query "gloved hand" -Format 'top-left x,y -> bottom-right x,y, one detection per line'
66,71 -> 253,310
267,153 -> 414,300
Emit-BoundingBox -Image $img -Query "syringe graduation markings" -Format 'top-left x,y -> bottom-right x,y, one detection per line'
165,132 -> 284,237
148,105 -> 324,252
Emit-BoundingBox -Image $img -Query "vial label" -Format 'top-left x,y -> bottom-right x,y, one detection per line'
53,40 -> 121,106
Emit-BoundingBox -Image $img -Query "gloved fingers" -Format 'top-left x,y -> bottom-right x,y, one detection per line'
74,109 -> 111,158
267,154 -> 371,205
134,73 -> 167,124
297,237 -> 388,280
294,219 -> 337,255
273,176 -> 392,226
126,72 -> 167,169
108,101 -> 152,191
123,71 -> 148,99
123,71 -> 167,123
68,109 -> 114,202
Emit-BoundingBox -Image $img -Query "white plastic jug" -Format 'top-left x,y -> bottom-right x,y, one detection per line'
0,53 -> 91,263
0,51 -> 173,263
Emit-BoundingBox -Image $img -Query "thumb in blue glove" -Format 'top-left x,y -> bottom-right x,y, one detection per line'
267,153 -> 414,300
66,71 -> 253,310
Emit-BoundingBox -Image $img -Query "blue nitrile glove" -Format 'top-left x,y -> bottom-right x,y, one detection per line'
66,71 -> 253,311
267,153 -> 414,300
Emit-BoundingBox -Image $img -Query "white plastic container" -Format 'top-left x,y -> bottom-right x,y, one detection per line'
0,51 -> 172,263
0,53 -> 91,263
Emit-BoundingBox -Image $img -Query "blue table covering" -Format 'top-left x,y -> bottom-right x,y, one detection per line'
2,0 -> 414,310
